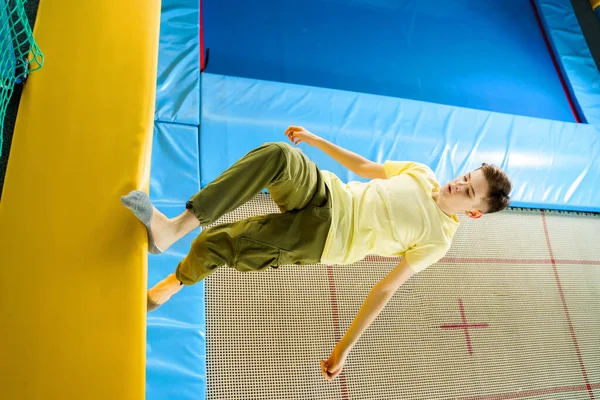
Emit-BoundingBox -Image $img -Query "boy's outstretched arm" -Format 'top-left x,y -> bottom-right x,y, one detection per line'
285,126 -> 387,179
320,258 -> 416,381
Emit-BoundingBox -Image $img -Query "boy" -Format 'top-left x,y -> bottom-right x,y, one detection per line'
122,126 -> 512,381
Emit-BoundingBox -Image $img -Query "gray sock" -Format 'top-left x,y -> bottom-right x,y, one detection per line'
121,190 -> 163,254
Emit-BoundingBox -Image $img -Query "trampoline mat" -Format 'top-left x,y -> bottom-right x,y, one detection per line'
204,194 -> 600,400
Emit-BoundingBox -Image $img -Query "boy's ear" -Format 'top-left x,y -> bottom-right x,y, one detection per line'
466,209 -> 483,219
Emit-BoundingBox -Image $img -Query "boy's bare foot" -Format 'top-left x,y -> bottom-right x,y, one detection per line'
147,295 -> 161,312
147,273 -> 184,312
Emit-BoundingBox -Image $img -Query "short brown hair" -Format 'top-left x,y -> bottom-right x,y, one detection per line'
479,163 -> 512,214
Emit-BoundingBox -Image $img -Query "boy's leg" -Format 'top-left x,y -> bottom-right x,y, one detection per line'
186,141 -> 322,224
122,142 -> 321,253
148,172 -> 332,311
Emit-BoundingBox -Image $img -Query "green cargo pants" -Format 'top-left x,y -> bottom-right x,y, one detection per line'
175,142 -> 332,285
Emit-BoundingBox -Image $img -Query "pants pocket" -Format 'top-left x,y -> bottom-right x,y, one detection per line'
234,237 -> 289,272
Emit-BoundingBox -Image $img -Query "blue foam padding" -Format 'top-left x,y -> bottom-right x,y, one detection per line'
201,73 -> 600,213
147,122 -> 206,400
533,0 -> 600,125
155,0 -> 201,126
202,0 -> 575,122
150,122 -> 201,205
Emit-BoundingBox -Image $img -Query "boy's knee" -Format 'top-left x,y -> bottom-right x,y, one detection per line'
260,141 -> 292,158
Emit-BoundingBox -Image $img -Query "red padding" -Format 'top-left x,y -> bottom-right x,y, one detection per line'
200,0 -> 205,70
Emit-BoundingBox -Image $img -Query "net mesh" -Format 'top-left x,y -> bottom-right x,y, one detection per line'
204,194 -> 600,400
1,0 -> 43,156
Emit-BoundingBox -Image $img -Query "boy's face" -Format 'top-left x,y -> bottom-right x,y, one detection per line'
439,169 -> 490,218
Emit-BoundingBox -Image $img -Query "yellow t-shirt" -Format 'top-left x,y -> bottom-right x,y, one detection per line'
319,161 -> 460,273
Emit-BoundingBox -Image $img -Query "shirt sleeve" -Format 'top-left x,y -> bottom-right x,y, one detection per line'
383,161 -> 416,178
384,160 -> 436,180
402,242 -> 449,273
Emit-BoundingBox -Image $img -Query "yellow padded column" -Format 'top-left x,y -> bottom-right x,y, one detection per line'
0,0 -> 161,399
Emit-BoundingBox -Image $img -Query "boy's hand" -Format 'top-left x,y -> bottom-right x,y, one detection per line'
285,126 -> 321,147
320,346 -> 349,382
